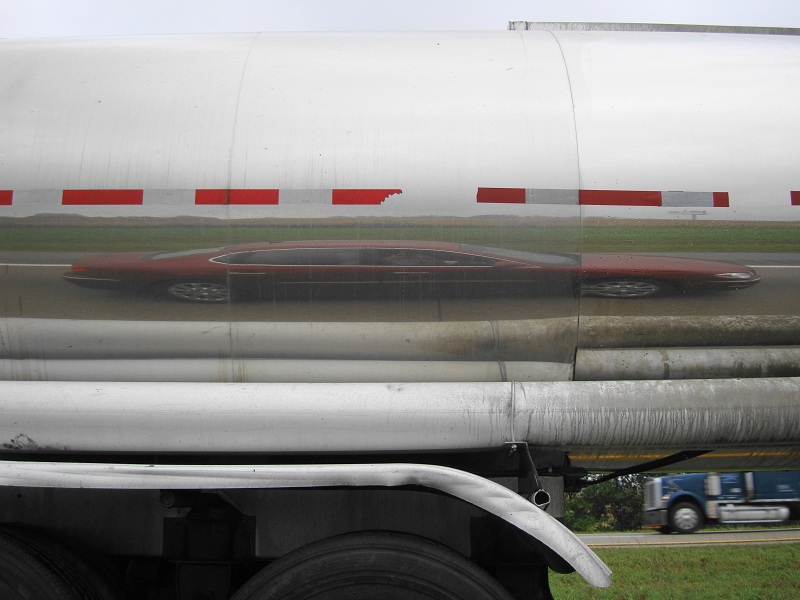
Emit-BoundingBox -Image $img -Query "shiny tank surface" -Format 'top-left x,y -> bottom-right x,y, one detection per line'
1,29 -> 799,471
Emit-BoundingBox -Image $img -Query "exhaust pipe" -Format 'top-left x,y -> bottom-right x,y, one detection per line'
530,488 -> 551,510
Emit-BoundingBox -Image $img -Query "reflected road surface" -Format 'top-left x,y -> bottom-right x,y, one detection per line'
580,527 -> 800,547
1,252 -> 798,322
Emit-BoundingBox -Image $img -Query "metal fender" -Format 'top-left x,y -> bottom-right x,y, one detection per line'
0,460 -> 612,588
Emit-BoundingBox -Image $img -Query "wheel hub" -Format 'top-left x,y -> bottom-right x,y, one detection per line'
167,282 -> 229,303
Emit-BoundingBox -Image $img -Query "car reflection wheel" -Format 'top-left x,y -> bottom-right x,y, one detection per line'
580,279 -> 663,299
164,281 -> 230,303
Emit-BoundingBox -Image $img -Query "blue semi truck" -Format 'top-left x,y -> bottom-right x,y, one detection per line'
643,471 -> 800,533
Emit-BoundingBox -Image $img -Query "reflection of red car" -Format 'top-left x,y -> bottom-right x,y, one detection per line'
63,241 -> 761,303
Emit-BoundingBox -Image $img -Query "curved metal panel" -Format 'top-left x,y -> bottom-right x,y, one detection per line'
0,35 -> 256,190
0,317 -> 575,362
514,378 -> 800,448
0,358 -> 571,383
1,380 -> 797,465
0,30 -> 799,473
556,31 -> 800,339
0,31 -> 581,369
575,347 -> 800,380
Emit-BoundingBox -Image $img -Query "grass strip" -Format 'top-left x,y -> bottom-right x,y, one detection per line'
550,543 -> 800,599
1,222 -> 797,253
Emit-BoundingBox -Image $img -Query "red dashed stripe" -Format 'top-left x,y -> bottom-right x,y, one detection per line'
62,190 -> 143,205
476,188 -> 527,204
579,190 -> 662,206
332,189 -> 402,205
713,192 -> 729,208
195,188 -> 400,205
0,188 -> 794,207
0,189 -> 400,207
477,188 -> 734,207
195,189 -> 279,205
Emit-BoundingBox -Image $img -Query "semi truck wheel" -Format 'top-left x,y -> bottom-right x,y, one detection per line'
230,531 -> 517,600
0,532 -> 76,599
0,527 -> 131,600
668,502 -> 704,534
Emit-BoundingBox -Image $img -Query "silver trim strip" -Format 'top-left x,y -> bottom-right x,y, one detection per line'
509,22 -> 800,36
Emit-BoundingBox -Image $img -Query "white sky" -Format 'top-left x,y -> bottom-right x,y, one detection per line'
1,0 -> 799,38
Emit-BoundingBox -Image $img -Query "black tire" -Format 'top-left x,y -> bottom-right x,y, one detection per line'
668,502 -> 704,534
163,280 -> 231,303
0,526 -> 131,600
0,531 -> 76,599
580,279 -> 665,299
230,531 -> 515,600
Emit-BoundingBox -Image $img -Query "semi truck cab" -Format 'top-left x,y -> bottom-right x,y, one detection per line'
643,471 -> 800,533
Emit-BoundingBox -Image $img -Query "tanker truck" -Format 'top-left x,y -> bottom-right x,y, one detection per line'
0,21 -> 799,599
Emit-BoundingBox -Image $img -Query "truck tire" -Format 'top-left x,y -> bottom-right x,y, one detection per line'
657,525 -> 672,534
0,531 -> 77,599
668,502 -> 704,534
230,531 -> 517,600
0,527 -> 131,600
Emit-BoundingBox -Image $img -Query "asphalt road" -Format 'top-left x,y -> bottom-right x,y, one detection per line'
580,527 -> 800,547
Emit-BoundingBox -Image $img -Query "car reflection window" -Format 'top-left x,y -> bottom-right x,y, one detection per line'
213,252 -> 254,265
220,249 -> 362,266
458,244 -> 579,267
373,249 -> 436,266
208,245 -> 578,270
430,251 -> 496,267
369,249 -> 498,267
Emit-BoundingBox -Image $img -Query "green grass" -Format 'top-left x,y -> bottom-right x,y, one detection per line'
0,219 -> 797,253
0,222 -> 578,252
550,543 -> 800,599
581,223 -> 799,252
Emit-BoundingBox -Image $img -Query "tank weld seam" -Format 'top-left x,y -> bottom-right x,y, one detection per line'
510,380 -> 518,443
